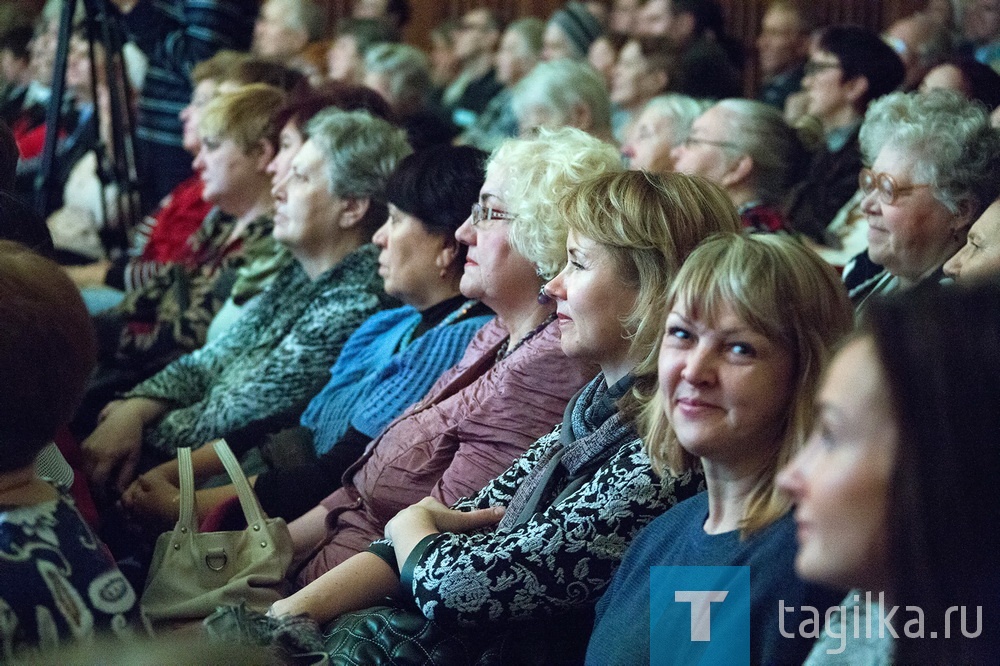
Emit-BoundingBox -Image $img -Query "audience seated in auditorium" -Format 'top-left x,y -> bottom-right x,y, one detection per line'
79,85 -> 286,415
672,98 -> 809,232
285,128 -> 618,587
588,232 -> 851,665
122,145 -> 494,525
224,169 -> 741,664
80,109 -> 408,499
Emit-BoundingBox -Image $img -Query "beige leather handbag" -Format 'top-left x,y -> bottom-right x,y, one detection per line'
141,439 -> 292,624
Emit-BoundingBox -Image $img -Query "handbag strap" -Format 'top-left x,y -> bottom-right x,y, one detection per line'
212,439 -> 269,529
176,446 -> 198,533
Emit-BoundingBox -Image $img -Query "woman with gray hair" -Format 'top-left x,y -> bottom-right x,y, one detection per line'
511,58 -> 613,142
621,93 -> 708,174
671,98 -> 810,232
363,43 -> 458,149
847,89 -> 1000,314
82,110 -> 410,496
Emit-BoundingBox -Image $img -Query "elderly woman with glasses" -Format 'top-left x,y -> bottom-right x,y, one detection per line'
670,98 -> 810,233
846,89 -> 1000,314
286,128 -> 619,587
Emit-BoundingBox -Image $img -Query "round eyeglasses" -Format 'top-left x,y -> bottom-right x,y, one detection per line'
470,202 -> 515,226
858,168 -> 932,206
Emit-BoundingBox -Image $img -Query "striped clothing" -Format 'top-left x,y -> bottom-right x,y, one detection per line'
122,0 -> 257,149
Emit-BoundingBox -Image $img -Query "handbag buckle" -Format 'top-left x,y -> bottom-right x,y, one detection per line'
205,548 -> 228,571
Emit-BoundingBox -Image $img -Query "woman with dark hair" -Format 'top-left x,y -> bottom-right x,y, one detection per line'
779,281 -> 1000,664
123,144 -> 495,524
920,57 -> 1000,112
0,242 -> 143,658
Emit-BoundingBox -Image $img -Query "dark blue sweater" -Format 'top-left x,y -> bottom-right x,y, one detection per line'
587,492 -> 841,665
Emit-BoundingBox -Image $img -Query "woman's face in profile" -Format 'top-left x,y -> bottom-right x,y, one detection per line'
544,230 -> 638,371
454,166 -> 538,311
372,204 -> 453,308
777,336 -> 897,592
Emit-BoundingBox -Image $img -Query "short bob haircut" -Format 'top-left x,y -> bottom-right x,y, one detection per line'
0,241 -> 97,472
865,280 -> 1000,665
559,171 -> 742,416
511,59 -> 613,138
646,233 -> 853,535
306,108 -> 411,233
385,144 -> 487,242
711,99 -> 809,205
198,83 -> 287,154
859,89 -> 1000,219
488,126 -> 622,279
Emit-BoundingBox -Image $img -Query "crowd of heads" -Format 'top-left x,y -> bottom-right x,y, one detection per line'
1,0 -> 1000,662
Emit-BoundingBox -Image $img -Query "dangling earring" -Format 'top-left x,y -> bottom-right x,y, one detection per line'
537,283 -> 552,305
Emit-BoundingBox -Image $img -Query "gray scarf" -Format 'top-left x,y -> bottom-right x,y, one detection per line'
498,373 -> 636,531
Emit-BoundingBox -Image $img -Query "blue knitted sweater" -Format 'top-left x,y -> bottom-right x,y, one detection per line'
300,301 -> 494,453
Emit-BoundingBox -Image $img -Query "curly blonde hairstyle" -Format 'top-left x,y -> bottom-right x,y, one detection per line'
488,127 -> 622,279
644,233 -> 853,535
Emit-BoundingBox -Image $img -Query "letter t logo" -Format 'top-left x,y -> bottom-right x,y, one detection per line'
674,590 -> 729,641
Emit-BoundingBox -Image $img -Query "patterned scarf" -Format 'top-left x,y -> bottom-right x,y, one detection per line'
498,373 -> 636,531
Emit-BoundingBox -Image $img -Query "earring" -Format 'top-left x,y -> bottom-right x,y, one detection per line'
537,283 -> 552,305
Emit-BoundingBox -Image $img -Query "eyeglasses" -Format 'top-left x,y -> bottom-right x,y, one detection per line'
858,168 -> 932,205
470,202 -> 515,226
681,136 -> 740,151
803,60 -> 841,76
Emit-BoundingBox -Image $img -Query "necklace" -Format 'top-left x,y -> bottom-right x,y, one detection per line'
496,312 -> 556,362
